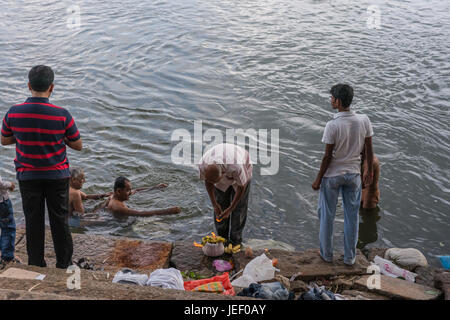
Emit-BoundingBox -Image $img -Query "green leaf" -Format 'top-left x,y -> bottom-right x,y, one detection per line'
425,290 -> 439,296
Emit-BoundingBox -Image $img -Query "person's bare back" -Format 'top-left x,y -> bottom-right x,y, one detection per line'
69,168 -> 111,216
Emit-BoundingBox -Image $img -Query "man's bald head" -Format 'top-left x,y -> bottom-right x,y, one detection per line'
205,164 -> 223,184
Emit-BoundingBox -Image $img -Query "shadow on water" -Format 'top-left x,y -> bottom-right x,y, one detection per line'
357,205 -> 382,255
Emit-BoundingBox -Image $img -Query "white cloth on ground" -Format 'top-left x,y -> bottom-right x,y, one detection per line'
112,268 -> 149,286
147,268 -> 185,290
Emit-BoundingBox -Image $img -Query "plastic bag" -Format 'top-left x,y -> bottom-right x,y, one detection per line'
384,248 -> 428,270
213,259 -> 233,272
184,272 -> 235,295
373,255 -> 417,283
438,256 -> 450,270
231,253 -> 278,288
147,268 -> 185,290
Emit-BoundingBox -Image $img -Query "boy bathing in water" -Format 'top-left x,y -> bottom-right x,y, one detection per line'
69,167 -> 111,216
361,148 -> 380,210
105,176 -> 181,218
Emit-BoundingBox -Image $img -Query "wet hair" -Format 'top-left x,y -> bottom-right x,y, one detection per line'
330,84 -> 354,108
114,176 -> 130,191
28,65 -> 54,92
70,167 -> 84,179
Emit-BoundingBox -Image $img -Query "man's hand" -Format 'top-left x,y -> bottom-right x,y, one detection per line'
312,179 -> 321,191
65,137 -> 82,151
219,207 -> 232,220
8,182 -> 15,192
213,203 -> 223,219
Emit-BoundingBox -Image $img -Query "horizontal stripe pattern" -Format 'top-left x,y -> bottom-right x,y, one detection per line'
2,97 -> 80,180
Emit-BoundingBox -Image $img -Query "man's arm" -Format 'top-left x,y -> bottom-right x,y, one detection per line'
312,144 -> 334,190
109,201 -> 181,217
130,183 -> 168,196
205,181 -> 222,218
65,137 -> 82,151
1,135 -> 16,146
219,184 -> 245,220
84,192 -> 112,200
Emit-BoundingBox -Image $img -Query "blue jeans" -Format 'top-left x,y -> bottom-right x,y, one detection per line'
318,173 -> 362,265
0,199 -> 16,261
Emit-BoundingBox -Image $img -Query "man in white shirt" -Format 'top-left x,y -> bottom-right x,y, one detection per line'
312,84 -> 374,266
198,143 -> 253,245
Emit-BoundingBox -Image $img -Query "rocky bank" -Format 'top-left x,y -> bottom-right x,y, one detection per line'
0,227 -> 447,300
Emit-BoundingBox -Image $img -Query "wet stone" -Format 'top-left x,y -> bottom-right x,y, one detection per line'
108,239 -> 172,272
14,227 -> 172,273
415,266 -> 442,288
364,247 -> 388,262
434,271 -> 450,300
233,248 -> 370,281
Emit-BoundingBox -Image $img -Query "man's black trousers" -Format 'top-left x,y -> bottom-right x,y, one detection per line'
19,178 -> 73,269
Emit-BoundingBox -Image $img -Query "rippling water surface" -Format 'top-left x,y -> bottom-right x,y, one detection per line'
0,0 -> 449,266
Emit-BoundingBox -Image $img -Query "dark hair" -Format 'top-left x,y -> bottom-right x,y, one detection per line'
114,176 -> 130,191
330,84 -> 354,108
28,65 -> 54,92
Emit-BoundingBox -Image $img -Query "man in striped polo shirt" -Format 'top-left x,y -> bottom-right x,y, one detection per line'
1,65 -> 82,269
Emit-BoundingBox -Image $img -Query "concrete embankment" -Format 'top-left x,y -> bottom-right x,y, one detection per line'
0,227 -> 447,300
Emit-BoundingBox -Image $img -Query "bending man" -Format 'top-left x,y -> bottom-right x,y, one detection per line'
198,143 -> 253,246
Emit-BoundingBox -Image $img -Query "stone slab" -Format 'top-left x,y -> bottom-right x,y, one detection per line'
355,275 -> 442,300
14,227 -> 172,273
341,289 -> 390,300
169,241 -> 234,278
233,248 -> 370,281
0,288 -> 92,300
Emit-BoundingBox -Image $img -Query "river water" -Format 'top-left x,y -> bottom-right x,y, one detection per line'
0,0 -> 449,266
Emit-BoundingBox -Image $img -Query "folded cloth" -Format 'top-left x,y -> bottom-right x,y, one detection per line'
112,268 -> 148,286
298,285 -> 336,300
192,281 -> 224,293
238,282 -> 293,300
147,268 -> 185,290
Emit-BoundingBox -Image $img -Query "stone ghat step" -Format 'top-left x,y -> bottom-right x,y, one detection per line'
14,227 -> 173,273
0,265 -> 253,300
171,240 -> 371,281
16,227 -> 371,281
10,227 -> 445,300
354,275 -> 442,300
